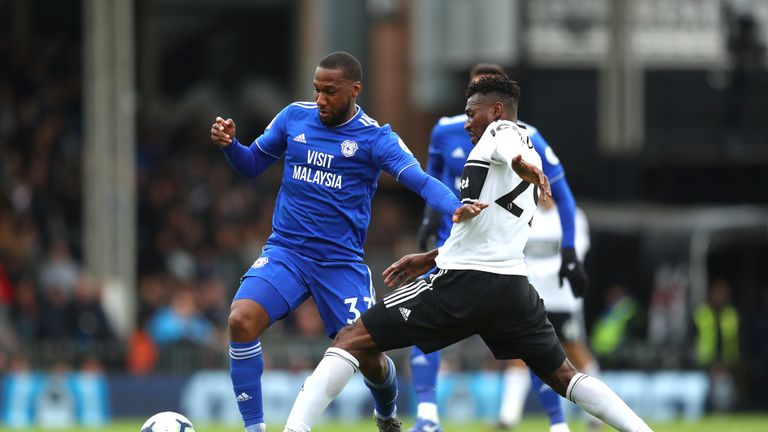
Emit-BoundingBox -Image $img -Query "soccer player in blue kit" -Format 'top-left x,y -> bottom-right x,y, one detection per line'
409,64 -> 589,432
209,51 -> 484,432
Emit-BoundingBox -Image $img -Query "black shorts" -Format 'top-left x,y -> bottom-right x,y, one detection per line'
362,269 -> 566,377
547,311 -> 585,344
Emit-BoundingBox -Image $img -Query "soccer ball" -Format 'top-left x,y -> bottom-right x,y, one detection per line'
140,411 -> 196,432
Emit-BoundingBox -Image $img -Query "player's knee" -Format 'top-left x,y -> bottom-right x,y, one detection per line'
553,360 -> 579,394
536,358 -> 578,397
331,321 -> 376,358
331,324 -> 356,350
228,302 -> 268,341
227,309 -> 252,339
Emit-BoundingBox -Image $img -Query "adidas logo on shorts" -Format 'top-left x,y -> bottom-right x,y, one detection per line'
399,307 -> 411,321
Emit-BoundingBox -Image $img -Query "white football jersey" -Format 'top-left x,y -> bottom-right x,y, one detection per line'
436,120 -> 542,275
525,206 -> 590,312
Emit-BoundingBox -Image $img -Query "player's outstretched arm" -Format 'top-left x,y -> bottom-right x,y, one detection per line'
511,154 -> 552,200
398,165 -> 463,217
548,176 -> 590,297
452,201 -> 489,223
210,116 -> 235,147
211,116 -> 279,178
383,249 -> 440,288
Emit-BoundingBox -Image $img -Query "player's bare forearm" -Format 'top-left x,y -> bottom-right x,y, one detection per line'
452,201 -> 489,223
383,249 -> 439,288
511,154 -> 552,200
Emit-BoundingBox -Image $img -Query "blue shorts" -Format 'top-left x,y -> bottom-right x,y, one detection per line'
233,245 -> 375,338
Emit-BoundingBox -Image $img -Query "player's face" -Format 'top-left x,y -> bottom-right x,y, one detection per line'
313,67 -> 361,126
464,94 -> 500,144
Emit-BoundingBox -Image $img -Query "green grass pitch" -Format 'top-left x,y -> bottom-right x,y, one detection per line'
13,415 -> 768,432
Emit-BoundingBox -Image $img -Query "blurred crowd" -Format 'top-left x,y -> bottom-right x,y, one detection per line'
0,28 -> 421,376
0,30 -> 97,365
2,9 -> 768,412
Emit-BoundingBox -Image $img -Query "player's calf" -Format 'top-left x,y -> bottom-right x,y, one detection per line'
333,322 -> 401,423
536,359 -> 652,432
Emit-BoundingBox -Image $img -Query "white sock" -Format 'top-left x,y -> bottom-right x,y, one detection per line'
283,348 -> 359,432
416,402 -> 439,423
550,423 -> 571,432
246,424 -> 266,432
582,361 -> 604,430
567,373 -> 653,432
498,366 -> 531,426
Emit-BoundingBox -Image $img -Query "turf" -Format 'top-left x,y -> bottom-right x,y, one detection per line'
12,415 -> 768,432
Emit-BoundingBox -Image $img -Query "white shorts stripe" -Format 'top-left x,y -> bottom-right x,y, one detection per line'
383,280 -> 428,306
382,269 -> 447,307
429,268 -> 447,282
384,284 -> 432,308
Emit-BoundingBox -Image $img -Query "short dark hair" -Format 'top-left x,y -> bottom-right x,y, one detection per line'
469,63 -> 507,80
465,75 -> 520,108
318,51 -> 363,82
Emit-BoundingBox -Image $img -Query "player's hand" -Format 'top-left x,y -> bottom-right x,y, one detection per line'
417,207 -> 441,251
383,250 -> 438,288
511,154 -> 552,201
211,117 -> 236,148
559,247 -> 589,298
452,201 -> 488,223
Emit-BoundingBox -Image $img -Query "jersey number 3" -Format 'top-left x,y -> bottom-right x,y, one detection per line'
344,296 -> 373,324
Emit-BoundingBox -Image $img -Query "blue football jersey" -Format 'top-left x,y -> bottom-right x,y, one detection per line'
426,114 -> 564,246
255,102 -> 419,262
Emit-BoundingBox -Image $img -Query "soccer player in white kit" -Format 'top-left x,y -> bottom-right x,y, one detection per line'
281,75 -> 652,432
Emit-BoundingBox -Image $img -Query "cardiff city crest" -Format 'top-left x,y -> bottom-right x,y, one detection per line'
341,140 -> 358,157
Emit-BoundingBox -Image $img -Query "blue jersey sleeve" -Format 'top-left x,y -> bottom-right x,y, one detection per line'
254,105 -> 290,158
551,177 -> 577,249
373,129 -> 420,180
530,130 -> 565,184
222,137 -> 280,178
529,128 -> 576,249
399,165 -> 462,216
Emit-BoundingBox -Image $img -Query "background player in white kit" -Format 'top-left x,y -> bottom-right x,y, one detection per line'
280,75 -> 653,432
497,196 -> 604,430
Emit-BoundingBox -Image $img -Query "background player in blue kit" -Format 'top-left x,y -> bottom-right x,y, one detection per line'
409,64 -> 589,432
209,51 -> 482,432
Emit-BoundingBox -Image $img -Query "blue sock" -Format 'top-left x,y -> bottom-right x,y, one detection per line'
230,340 -> 265,427
410,346 -> 440,405
364,355 -> 398,418
530,370 -> 566,425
